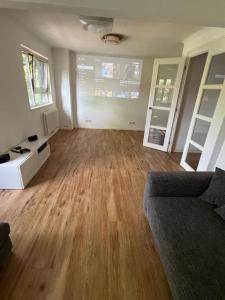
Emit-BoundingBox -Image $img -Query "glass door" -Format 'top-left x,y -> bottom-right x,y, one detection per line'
181,52 -> 225,171
143,57 -> 185,151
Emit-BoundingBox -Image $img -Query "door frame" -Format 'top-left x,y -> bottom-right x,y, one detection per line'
143,57 -> 185,151
180,47 -> 225,171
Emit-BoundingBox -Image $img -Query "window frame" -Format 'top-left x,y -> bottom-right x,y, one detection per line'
21,45 -> 53,110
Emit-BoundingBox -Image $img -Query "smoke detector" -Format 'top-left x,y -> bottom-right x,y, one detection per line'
101,33 -> 124,45
79,16 -> 113,33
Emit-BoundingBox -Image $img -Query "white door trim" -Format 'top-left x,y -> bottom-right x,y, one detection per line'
181,49 -> 225,171
143,57 -> 185,152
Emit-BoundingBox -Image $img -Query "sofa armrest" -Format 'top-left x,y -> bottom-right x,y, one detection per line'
0,223 -> 10,248
144,171 -> 213,198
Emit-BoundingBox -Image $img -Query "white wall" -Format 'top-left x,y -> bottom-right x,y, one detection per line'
52,48 -> 74,129
70,52 -> 78,128
71,54 -> 153,131
0,11 -> 57,154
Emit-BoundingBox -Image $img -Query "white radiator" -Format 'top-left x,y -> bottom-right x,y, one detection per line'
43,108 -> 59,136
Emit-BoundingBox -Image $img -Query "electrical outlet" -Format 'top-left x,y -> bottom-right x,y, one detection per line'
129,121 -> 136,125
85,120 -> 92,123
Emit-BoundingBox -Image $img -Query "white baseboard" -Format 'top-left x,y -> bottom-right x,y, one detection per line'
45,128 -> 59,140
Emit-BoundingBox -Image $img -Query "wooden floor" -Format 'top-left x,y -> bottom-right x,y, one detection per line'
0,129 -> 182,300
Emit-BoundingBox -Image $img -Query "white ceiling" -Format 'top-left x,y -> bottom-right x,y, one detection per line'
2,0 -> 225,27
6,9 -> 203,57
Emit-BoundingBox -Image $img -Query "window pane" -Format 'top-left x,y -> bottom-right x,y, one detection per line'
151,109 -> 169,128
34,93 -> 48,106
198,89 -> 220,118
206,53 -> 225,84
156,64 -> 178,86
153,87 -> 173,107
186,143 -> 202,170
33,58 -> 48,91
191,118 -> 210,147
22,53 -> 35,107
22,50 -> 52,109
148,128 -> 166,145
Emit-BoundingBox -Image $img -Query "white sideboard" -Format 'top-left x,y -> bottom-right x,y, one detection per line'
0,138 -> 50,189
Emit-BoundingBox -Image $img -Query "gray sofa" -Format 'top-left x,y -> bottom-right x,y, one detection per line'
0,223 -> 12,268
144,171 -> 225,300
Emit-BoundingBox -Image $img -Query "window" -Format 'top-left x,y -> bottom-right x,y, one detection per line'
22,48 -> 52,109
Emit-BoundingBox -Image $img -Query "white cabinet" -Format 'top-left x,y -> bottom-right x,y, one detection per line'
19,152 -> 39,188
0,138 -> 50,189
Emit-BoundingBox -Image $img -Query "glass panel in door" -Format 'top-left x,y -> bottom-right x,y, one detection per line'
197,90 -> 220,118
153,87 -> 174,107
156,64 -> 179,86
151,109 -> 170,128
148,128 -> 166,146
191,118 -> 210,147
206,53 -> 225,84
186,143 -> 202,170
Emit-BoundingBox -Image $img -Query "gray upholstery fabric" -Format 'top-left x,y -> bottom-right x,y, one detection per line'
0,222 -> 12,268
0,222 -> 10,248
145,171 -> 213,197
215,205 -> 225,221
144,171 -> 225,300
199,167 -> 225,206
0,236 -> 12,268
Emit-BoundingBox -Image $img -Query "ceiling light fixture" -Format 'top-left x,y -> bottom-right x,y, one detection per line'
101,33 -> 124,45
79,16 -> 113,33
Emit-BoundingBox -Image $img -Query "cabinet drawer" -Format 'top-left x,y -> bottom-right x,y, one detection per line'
19,153 -> 38,188
38,144 -> 50,169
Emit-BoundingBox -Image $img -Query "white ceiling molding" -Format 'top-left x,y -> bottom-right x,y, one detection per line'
182,28 -> 225,56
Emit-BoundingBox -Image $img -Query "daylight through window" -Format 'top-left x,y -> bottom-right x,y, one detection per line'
22,48 -> 52,109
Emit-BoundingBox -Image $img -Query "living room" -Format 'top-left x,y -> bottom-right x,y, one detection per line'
0,1 -> 225,299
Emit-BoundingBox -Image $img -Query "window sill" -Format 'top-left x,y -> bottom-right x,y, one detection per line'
30,102 -> 53,111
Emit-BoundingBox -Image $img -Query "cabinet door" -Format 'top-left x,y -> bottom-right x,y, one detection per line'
38,144 -> 50,169
143,57 -> 185,151
19,153 -> 38,188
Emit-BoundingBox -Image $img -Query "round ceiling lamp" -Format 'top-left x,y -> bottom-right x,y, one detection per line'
101,33 -> 124,45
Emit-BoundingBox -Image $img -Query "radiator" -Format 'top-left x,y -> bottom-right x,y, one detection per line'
43,108 -> 59,136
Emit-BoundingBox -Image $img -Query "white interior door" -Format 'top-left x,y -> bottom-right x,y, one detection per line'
143,57 -> 185,151
181,51 -> 225,171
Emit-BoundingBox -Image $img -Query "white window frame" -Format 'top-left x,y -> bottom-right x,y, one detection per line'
21,45 -> 53,110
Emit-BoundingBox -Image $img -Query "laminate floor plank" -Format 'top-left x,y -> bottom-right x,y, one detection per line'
0,129 -> 182,300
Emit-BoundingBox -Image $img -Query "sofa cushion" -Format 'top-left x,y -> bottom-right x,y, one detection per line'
215,205 -> 225,221
145,171 -> 213,198
145,196 -> 225,300
0,222 -> 10,248
199,167 -> 225,206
